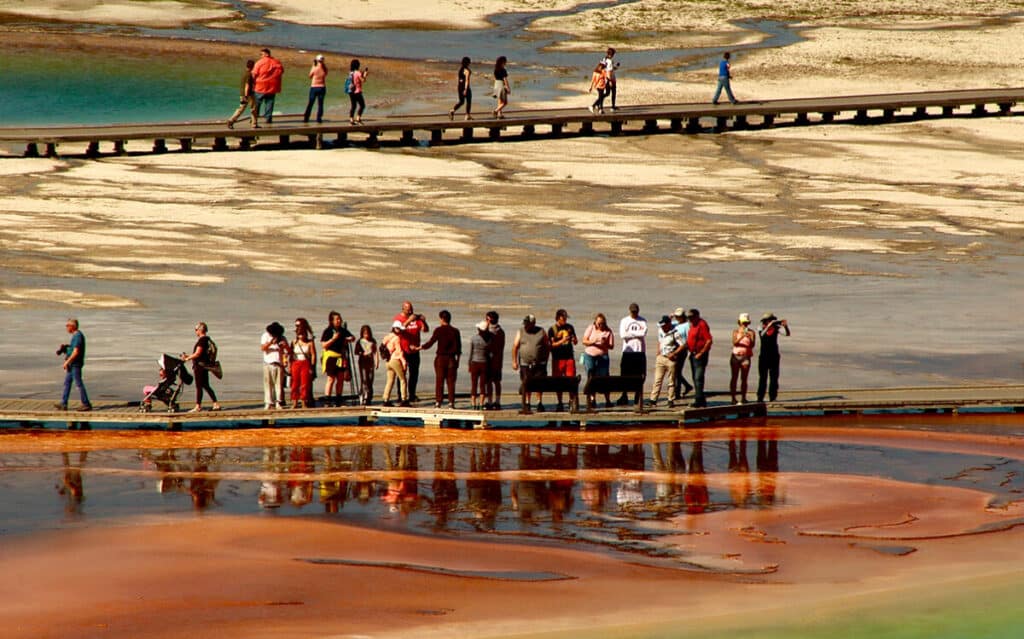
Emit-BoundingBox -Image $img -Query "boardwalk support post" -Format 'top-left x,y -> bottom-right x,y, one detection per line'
179,138 -> 193,152
278,135 -> 290,146
113,140 -> 126,155
24,143 -> 39,158
942,105 -> 955,116
854,109 -> 869,123
238,137 -> 253,150
643,119 -> 658,133
669,118 -> 681,131
550,123 -> 563,137
972,103 -> 987,116
462,127 -> 474,140
85,141 -> 100,158
430,129 -> 443,145
401,130 -> 416,145
580,121 -> 593,134
882,108 -> 895,121
336,132 -> 348,145
45,143 -> 58,157
914,106 -> 928,118
733,115 -> 748,129
762,114 -> 775,128
489,127 -> 501,140
211,137 -> 227,152
366,131 -> 379,148
820,112 -> 835,123
315,133 -> 324,149
715,116 -> 728,132
685,117 -> 701,132
794,112 -> 810,125
610,120 -> 623,135
998,102 -> 1012,115
522,124 -> 535,138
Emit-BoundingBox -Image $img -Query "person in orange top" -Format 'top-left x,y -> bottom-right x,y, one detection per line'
588,63 -> 609,114
251,47 -> 284,124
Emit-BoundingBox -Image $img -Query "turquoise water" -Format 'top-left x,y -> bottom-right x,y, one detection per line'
0,48 -> 308,126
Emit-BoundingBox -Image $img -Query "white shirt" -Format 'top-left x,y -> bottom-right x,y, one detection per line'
261,332 -> 283,365
619,315 -> 647,353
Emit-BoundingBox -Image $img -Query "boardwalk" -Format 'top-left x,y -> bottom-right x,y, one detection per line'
1,87 -> 1021,157
1,384 -> 1020,431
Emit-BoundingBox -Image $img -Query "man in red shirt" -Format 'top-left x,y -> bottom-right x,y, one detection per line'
685,308 -> 713,408
251,47 -> 284,124
394,301 -> 429,402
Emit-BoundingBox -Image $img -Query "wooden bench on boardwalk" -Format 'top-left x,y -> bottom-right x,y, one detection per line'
520,375 -> 581,414
583,375 -> 646,413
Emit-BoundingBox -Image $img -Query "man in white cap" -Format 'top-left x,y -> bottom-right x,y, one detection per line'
670,306 -> 694,401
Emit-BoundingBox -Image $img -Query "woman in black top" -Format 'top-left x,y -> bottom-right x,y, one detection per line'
449,57 -> 473,121
184,322 -> 221,412
493,56 -> 510,119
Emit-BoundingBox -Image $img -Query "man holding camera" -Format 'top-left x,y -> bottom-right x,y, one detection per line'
394,301 -> 429,403
56,318 -> 92,411
757,312 -> 791,403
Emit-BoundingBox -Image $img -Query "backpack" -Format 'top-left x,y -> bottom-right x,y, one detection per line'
344,72 -> 354,94
205,337 -> 218,365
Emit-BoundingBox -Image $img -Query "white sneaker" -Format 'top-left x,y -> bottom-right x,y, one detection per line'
588,105 -> 596,114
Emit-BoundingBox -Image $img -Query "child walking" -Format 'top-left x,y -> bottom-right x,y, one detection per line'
588,62 -> 609,114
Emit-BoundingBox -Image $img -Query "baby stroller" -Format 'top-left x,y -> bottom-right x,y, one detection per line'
140,354 -> 193,413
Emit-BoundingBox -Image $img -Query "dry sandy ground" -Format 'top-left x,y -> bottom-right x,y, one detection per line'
2,424 -> 1024,638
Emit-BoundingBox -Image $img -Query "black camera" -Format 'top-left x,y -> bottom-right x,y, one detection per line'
56,344 -> 68,356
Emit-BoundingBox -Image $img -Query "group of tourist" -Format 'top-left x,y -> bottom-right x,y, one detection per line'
226,47 -> 369,129
54,300 -> 789,413
224,46 -> 739,128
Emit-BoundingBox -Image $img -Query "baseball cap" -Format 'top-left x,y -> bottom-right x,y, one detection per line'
523,314 -> 536,324
738,313 -> 750,324
391,320 -> 404,329
761,312 -> 776,321
673,307 -> 685,317
315,54 -> 324,61
659,315 -> 672,325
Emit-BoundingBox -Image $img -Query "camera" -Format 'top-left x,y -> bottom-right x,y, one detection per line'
56,344 -> 68,356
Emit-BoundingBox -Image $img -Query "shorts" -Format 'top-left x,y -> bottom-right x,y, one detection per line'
552,358 -> 576,378
519,363 -> 546,382
325,354 -> 347,377
731,354 -> 752,368
488,363 -> 503,382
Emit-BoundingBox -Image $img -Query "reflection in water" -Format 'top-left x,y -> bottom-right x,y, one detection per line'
14,430 -> 1022,571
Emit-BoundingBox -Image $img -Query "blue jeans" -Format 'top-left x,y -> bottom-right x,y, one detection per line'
255,92 -> 276,122
689,353 -> 709,406
62,365 -> 90,407
582,353 -> 609,378
713,76 -> 736,104
304,86 -> 326,122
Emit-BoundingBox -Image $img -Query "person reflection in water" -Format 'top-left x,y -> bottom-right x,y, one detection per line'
684,440 -> 709,514
57,451 -> 87,515
189,449 -> 220,510
756,436 -> 780,505
467,444 -> 501,530
728,434 -> 751,507
289,447 -> 314,508
431,446 -> 459,528
320,447 -> 349,513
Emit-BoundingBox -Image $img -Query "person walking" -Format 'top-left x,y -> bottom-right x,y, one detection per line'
685,309 -> 713,408
548,309 -> 578,411
493,56 -> 510,119
650,315 -> 686,408
419,310 -> 462,409
252,47 -> 284,124
449,56 -> 473,121
712,51 -> 738,105
485,310 -> 505,409
182,322 -> 221,413
381,322 -> 409,407
303,54 -> 328,124
290,318 -> 317,408
261,322 -> 289,410
587,62 -> 609,114
730,313 -> 756,404
581,312 -> 614,409
617,302 -> 648,405
757,313 -> 791,403
512,314 -> 550,412
55,318 -> 92,411
600,47 -> 620,111
347,59 -> 368,124
226,59 -> 258,129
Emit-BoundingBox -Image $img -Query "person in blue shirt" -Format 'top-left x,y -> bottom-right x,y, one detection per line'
56,318 -> 92,411
712,51 -> 738,105
670,307 -> 694,400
